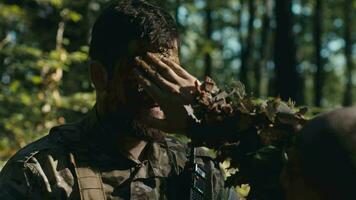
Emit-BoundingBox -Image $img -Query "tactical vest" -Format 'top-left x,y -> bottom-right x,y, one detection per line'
49,123 -> 187,200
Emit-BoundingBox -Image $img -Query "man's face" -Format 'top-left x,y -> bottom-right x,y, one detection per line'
102,40 -> 180,139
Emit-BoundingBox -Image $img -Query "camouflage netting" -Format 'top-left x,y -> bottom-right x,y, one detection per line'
189,77 -> 308,200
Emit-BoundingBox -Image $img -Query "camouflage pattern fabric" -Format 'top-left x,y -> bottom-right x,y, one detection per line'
0,108 -> 238,200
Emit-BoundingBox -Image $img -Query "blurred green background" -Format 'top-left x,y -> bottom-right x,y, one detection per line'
0,0 -> 355,166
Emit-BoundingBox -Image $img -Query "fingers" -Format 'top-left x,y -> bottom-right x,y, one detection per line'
160,56 -> 196,81
135,57 -> 179,94
145,52 -> 183,83
133,68 -> 165,103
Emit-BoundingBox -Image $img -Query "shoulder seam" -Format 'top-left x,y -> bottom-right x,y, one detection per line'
6,136 -> 54,165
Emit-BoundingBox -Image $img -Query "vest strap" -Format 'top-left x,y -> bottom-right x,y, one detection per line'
69,153 -> 106,200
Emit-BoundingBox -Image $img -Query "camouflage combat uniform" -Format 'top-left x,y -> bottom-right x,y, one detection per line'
0,108 -> 238,200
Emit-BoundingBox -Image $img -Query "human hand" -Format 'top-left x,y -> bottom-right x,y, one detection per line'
133,52 -> 199,134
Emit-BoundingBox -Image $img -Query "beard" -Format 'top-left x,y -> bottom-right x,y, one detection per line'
130,118 -> 165,141
98,106 -> 165,142
98,80 -> 166,142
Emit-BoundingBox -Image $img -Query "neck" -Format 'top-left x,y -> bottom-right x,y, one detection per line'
119,137 -> 148,160
95,102 -> 147,160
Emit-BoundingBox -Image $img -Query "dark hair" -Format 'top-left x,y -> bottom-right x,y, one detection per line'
295,107 -> 356,199
89,0 -> 178,76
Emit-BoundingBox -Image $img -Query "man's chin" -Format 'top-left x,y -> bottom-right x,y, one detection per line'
126,106 -> 165,141
102,104 -> 166,141
130,119 -> 165,142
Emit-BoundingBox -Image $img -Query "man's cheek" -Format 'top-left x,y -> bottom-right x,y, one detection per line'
111,78 -> 128,104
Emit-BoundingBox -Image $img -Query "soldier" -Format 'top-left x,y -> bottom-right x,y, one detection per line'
0,0 -> 238,199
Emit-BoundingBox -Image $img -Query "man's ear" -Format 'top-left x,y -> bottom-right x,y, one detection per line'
90,61 -> 108,90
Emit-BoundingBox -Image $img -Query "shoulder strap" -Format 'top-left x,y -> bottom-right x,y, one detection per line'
69,153 -> 106,200
163,137 -> 189,175
50,117 -> 108,200
163,140 -> 180,176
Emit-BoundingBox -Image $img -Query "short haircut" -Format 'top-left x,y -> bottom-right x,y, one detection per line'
89,0 -> 178,76
295,107 -> 356,199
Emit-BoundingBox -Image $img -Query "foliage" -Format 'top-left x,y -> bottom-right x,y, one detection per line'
0,0 -> 98,167
190,77 -> 307,199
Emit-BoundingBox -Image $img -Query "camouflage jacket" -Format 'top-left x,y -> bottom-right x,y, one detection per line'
0,108 -> 238,200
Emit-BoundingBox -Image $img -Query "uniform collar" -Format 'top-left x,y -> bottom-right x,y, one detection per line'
80,106 -> 168,167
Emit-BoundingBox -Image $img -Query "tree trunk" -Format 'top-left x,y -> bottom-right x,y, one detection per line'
343,0 -> 354,106
274,0 -> 301,103
204,2 -> 213,77
313,0 -> 324,107
175,0 -> 181,58
175,0 -> 181,28
237,0 -> 244,72
240,0 -> 255,92
254,0 -> 272,97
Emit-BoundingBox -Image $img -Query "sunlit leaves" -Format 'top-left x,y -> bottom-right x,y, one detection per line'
235,184 -> 250,199
220,159 -> 239,179
61,92 -> 95,113
30,75 -> 43,85
8,80 -> 20,92
0,0 -> 91,164
36,0 -> 63,8
68,46 -> 89,63
60,9 -> 82,22
2,45 -> 42,59
0,4 -> 25,23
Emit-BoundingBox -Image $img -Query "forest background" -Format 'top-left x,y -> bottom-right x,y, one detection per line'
0,0 -> 355,168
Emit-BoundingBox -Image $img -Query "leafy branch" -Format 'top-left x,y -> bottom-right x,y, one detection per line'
189,77 -> 308,199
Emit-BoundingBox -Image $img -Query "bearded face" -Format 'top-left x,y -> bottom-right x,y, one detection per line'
95,41 -> 180,141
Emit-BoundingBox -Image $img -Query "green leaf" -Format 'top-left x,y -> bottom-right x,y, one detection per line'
30,76 -> 43,85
